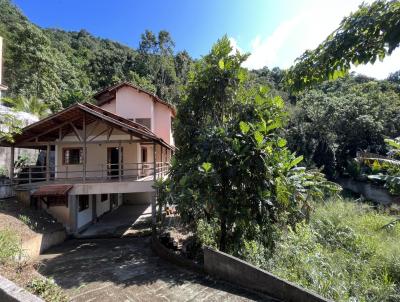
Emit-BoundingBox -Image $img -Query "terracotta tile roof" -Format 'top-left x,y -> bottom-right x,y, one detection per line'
0,102 -> 174,150
32,184 -> 73,197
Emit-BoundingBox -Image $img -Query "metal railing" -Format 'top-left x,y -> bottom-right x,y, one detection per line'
12,162 -> 170,184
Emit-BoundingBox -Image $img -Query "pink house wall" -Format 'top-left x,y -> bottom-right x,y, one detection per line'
98,86 -> 174,145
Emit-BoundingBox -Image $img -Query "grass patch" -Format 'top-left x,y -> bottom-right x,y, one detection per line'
27,277 -> 68,302
262,199 -> 400,301
0,229 -> 21,263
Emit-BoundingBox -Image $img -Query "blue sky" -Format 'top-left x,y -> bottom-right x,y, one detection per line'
13,0 -> 400,78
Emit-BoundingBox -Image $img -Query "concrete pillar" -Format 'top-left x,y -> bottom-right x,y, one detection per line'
46,143 -> 50,181
9,145 -> 14,181
82,113 -> 86,183
152,142 -> 157,230
118,141 -> 122,182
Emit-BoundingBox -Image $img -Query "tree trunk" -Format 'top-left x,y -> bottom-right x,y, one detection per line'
219,216 -> 227,252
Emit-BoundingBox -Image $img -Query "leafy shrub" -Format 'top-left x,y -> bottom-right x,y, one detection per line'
196,218 -> 219,249
18,214 -> 39,231
27,277 -> 68,302
263,199 -> 400,301
0,229 -> 21,263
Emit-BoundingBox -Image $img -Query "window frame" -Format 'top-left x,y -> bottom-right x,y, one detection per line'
62,147 -> 83,165
135,118 -> 151,130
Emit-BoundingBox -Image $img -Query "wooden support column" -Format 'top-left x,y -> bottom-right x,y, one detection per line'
83,113 -> 87,183
152,142 -> 157,230
46,143 -> 50,181
9,145 -> 14,182
118,141 -> 122,182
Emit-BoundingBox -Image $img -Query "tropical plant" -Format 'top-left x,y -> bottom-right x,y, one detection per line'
2,96 -> 50,118
286,0 -> 400,91
287,76 -> 400,177
159,37 -> 340,254
0,112 -> 22,142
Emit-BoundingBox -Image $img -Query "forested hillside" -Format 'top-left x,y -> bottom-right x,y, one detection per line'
0,0 -> 192,110
1,0 -> 400,178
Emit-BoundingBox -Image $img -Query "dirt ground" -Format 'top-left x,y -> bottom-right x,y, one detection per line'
0,197 -> 63,241
0,198 -> 64,294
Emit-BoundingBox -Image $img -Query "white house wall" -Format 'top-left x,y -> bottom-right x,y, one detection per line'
77,195 -> 93,229
96,194 -> 110,217
54,121 -> 141,180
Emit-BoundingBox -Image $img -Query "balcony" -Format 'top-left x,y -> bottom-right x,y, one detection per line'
12,162 -> 170,189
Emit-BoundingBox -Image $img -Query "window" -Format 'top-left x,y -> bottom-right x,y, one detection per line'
101,194 -> 108,202
78,195 -> 89,212
135,118 -> 151,129
63,148 -> 82,165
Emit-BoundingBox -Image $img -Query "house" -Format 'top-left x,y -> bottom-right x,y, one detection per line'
0,83 -> 175,234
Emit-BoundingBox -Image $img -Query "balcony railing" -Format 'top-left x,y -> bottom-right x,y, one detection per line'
12,162 -> 170,184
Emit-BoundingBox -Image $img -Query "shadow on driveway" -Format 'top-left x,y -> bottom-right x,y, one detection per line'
78,204 -> 151,238
38,237 -> 278,302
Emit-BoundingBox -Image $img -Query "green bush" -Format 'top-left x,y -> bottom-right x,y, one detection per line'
261,199 -> 400,301
27,277 -> 68,302
0,229 -> 21,263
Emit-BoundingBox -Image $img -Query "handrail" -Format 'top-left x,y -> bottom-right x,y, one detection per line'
12,162 -> 170,184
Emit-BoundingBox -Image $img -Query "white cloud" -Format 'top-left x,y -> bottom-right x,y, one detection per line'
241,16 -> 301,70
228,37 -> 243,54
231,0 -> 400,79
352,48 -> 400,79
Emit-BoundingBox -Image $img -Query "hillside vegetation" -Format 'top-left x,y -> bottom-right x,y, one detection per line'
0,0 -> 192,110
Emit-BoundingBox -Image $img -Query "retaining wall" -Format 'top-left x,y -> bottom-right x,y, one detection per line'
151,235 -> 204,274
22,229 -> 67,260
338,177 -> 398,205
204,246 -> 331,302
0,275 -> 43,302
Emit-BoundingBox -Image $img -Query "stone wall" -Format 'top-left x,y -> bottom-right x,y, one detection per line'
204,246 -> 331,302
0,275 -> 43,302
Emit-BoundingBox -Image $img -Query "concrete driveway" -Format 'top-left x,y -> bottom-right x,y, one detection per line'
39,237 -> 277,302
78,204 -> 152,238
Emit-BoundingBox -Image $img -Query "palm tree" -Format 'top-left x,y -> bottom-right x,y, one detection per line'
2,96 -> 51,119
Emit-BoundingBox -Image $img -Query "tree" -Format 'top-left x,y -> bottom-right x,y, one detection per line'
136,30 -> 178,102
286,0 -> 400,91
387,70 -> 400,84
287,75 -> 400,177
2,96 -> 50,118
159,37 -> 340,253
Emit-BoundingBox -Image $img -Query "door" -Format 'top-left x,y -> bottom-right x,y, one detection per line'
107,147 -> 123,179
141,146 -> 149,176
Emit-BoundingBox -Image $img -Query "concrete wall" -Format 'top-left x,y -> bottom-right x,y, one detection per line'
99,85 -> 175,145
338,178 -> 396,205
96,193 -> 110,217
154,101 -> 173,145
0,179 -> 14,199
0,275 -> 44,302
77,195 -> 93,229
21,229 -> 66,260
116,86 -> 153,124
69,180 -> 155,195
55,138 -> 140,180
204,247 -> 331,302
100,99 -> 116,113
123,192 -> 152,204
